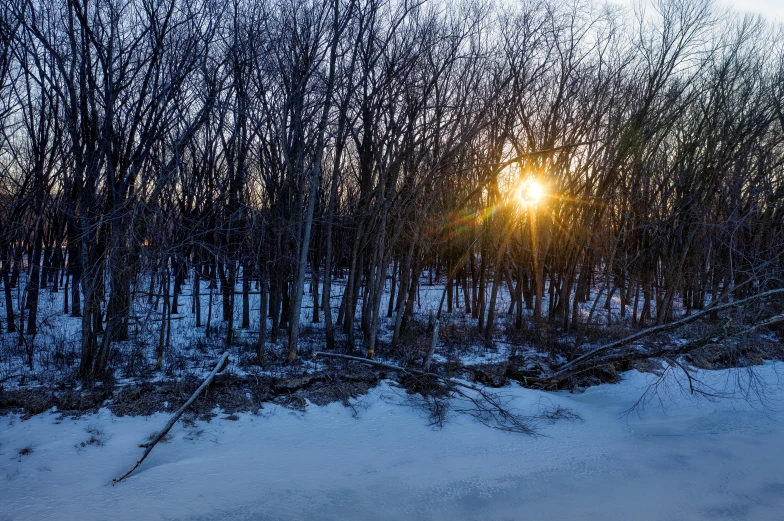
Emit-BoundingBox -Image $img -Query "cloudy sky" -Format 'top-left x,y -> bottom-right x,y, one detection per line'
722,0 -> 784,20
609,0 -> 784,22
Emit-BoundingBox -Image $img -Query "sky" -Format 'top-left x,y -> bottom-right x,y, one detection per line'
608,0 -> 784,22
721,0 -> 784,21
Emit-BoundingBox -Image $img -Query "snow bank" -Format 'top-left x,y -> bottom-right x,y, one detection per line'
1,363 -> 783,521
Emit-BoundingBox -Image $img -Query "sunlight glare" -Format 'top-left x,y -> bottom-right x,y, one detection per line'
515,179 -> 545,207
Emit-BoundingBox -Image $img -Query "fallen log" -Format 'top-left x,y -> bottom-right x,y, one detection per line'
113,351 -> 229,484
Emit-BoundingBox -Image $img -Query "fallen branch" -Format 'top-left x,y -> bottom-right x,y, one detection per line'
113,351 -> 229,484
314,352 -> 420,375
535,312 -> 784,389
0,373 -> 23,385
548,288 -> 784,383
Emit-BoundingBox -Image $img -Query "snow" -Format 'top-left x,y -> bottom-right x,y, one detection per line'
2,363 -> 783,520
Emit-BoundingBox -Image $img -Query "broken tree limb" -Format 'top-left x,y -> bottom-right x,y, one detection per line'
548,288 -> 784,382
113,351 -> 229,484
621,313 -> 784,367
535,315 -> 784,390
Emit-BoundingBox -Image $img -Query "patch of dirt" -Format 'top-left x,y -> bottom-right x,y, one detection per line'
687,336 -> 779,370
399,372 -> 449,398
560,363 -> 620,389
467,363 -> 510,387
0,367 -> 379,420
0,384 -> 113,419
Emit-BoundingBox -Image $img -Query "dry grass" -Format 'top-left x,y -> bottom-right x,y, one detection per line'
17,445 -> 33,457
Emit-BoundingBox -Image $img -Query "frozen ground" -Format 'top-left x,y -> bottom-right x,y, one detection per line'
1,362 -> 783,521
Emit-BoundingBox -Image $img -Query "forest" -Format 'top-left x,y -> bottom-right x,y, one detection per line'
3,1 -> 784,518
0,0 -> 783,401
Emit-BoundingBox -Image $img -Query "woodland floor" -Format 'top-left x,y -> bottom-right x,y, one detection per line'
1,276 -> 784,419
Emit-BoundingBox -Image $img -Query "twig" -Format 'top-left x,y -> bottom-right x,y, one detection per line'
670,358 -> 695,394
113,351 -> 229,484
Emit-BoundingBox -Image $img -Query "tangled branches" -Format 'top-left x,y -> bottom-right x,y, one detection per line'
314,352 -> 579,435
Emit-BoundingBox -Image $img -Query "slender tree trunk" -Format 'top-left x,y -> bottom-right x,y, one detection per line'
387,257 -> 397,318
257,263 -> 268,363
156,267 -> 169,370
194,267 -> 201,327
242,262 -> 250,329
484,258 -> 504,348
1,259 -> 15,334
26,221 -> 44,335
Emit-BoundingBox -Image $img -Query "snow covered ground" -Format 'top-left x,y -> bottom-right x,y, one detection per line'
2,362 -> 783,521
0,268 -> 671,388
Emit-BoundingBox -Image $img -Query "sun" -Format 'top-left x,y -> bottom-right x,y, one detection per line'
515,178 -> 545,207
